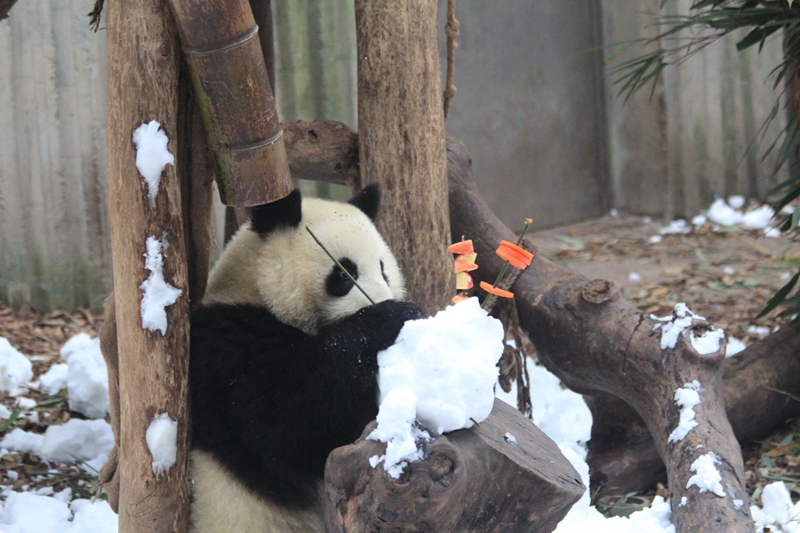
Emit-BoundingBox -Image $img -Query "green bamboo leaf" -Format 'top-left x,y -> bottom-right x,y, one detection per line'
758,271 -> 800,317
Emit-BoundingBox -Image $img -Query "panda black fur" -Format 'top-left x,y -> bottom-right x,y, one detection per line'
189,184 -> 424,533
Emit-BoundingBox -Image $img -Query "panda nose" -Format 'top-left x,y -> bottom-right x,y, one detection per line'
365,279 -> 393,303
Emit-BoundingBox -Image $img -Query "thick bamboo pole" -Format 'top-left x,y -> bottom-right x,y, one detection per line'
354,0 -> 454,313
106,0 -> 191,531
166,0 -> 291,207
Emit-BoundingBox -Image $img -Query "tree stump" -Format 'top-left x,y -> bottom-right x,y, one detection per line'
324,399 -> 584,533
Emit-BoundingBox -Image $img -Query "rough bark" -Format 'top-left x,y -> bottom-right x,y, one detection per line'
447,137 -> 754,532
354,0 -> 454,314
324,400 -> 584,533
167,0 -> 291,206
283,121 -> 360,190
106,0 -> 191,530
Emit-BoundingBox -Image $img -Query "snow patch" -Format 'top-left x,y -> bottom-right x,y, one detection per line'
652,303 -> 703,350
0,337 -> 33,396
133,120 -> 174,204
41,419 -> 114,464
64,338 -> 109,418
668,381 -> 702,444
707,198 -> 743,226
504,432 -> 517,444
741,205 -> 775,230
40,364 -> 68,395
660,220 -> 690,235
686,452 -> 725,497
146,413 -> 178,476
140,236 -> 183,335
690,327 -> 725,355
1,429 -> 44,454
724,337 -> 746,358
751,482 -> 800,533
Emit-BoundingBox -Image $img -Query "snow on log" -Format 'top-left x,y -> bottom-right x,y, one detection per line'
140,236 -> 183,335
146,413 -> 178,477
132,120 -> 174,204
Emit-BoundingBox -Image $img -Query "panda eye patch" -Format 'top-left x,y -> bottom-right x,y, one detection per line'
380,260 -> 388,283
326,257 -> 357,297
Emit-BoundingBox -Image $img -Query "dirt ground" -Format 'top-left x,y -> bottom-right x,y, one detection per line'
0,212 -> 798,512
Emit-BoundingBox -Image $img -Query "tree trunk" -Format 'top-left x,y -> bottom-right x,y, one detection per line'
106,0 -> 191,531
354,0 -> 454,314
324,400 -> 584,533
0,0 -> 17,20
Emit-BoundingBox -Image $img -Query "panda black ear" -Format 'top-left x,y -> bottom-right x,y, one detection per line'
250,189 -> 302,237
349,182 -> 381,221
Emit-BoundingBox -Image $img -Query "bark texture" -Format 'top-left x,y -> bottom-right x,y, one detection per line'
354,0 -> 454,314
447,137 -> 754,533
106,0 -> 191,530
324,400 -> 584,533
167,0 -> 291,206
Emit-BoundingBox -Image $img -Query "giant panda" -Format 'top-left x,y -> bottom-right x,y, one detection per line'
189,184 -> 424,533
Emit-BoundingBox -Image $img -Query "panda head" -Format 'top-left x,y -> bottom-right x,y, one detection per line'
204,184 -> 406,335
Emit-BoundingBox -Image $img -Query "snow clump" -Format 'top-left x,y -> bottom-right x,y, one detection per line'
140,235 -> 183,335
724,337 -> 746,358
146,413 -> 179,476
369,297 -> 503,477
690,327 -> 725,356
133,120 -> 174,204
0,337 -> 33,396
751,482 -> 800,533
686,452 -> 725,497
652,303 -> 703,350
59,336 -> 109,418
41,419 -> 114,463
668,381 -> 702,444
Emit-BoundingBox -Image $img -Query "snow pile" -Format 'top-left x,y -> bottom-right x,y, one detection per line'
724,336 -> 746,358
0,337 -> 33,395
40,419 -> 114,463
132,120 -> 174,204
652,303 -> 702,350
0,492 -> 117,533
741,205 -> 775,230
39,363 -> 68,395
146,413 -> 178,476
686,452 -> 725,497
58,335 -> 109,418
751,482 -> 800,533
552,447 -> 675,533
659,220 -> 690,235
667,381 -> 701,444
1,428 -> 45,454
707,198 -> 743,226
369,297 -> 503,476
140,236 -> 183,335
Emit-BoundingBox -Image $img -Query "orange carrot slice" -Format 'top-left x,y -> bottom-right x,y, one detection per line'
452,294 -> 470,304
456,271 -> 474,290
496,240 -> 534,270
454,260 -> 478,273
480,281 -> 513,298
448,240 -> 474,255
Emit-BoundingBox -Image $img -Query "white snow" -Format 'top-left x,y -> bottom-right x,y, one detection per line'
370,297 -> 503,476
0,492 -> 117,533
741,205 -> 775,230
724,337 -> 746,358
41,419 -> 114,464
686,452 -> 725,497
628,272 -> 642,282
504,432 -> 517,444
140,236 -> 183,335
1,429 -> 44,454
652,303 -> 703,350
707,198 -> 744,226
660,220 -> 690,235
0,403 -> 11,419
679,496 -> 687,507
39,364 -> 68,395
746,325 -> 771,337
132,120 -> 174,204
668,381 -> 702,444
722,266 -> 735,275
728,195 -> 746,209
64,339 -> 108,419
751,482 -> 800,533
690,327 -> 725,355
648,235 -> 662,244
0,337 -> 33,396
691,214 -> 707,227
146,413 -> 178,476
60,333 -> 93,360
765,226 -> 782,238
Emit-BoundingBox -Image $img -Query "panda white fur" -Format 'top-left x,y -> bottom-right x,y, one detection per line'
189,184 -> 424,533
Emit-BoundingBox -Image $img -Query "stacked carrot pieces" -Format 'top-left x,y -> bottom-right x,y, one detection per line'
448,240 -> 476,304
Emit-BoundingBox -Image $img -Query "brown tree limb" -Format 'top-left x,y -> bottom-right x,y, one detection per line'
447,137 -> 754,532
324,400 -> 584,533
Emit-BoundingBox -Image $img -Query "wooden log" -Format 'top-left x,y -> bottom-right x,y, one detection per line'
446,137 -> 755,532
283,120 -> 360,190
166,0 -> 291,206
106,0 -> 191,531
324,399 -> 585,533
354,0 -> 454,314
